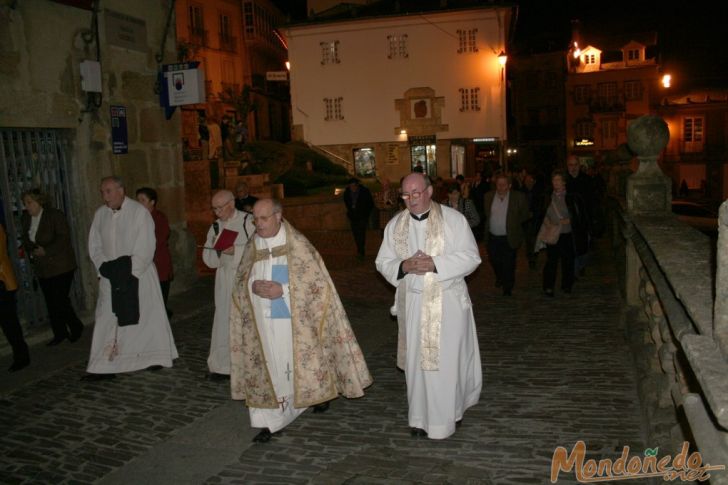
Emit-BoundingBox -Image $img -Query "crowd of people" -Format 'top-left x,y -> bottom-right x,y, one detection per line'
0,153 -> 605,443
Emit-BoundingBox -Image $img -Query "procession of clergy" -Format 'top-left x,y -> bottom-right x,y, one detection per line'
86,172 -> 481,442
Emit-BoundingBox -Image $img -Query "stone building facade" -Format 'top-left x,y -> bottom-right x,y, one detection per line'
0,0 -> 195,325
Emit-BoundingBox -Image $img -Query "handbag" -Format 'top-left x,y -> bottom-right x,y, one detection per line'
535,202 -> 564,248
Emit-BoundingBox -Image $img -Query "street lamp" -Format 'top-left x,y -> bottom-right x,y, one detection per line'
498,51 -> 508,171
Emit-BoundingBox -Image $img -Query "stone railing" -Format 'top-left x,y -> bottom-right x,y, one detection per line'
611,115 -> 728,482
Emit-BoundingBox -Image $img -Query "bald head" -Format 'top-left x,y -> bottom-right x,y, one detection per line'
400,173 -> 433,215
253,198 -> 283,238
211,190 -> 235,220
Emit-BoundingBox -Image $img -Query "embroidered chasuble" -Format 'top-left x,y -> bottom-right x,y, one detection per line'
230,221 -> 372,417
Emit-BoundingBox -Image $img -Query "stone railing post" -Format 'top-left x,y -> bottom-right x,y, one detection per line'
714,201 -> 728,357
626,115 -> 671,214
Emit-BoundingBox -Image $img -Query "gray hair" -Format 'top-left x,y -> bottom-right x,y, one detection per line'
101,175 -> 125,189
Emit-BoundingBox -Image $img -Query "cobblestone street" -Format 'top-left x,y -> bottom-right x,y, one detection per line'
0,229 -> 648,484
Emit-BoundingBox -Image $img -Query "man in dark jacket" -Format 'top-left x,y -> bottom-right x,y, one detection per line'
483,173 -> 530,296
343,178 -> 374,259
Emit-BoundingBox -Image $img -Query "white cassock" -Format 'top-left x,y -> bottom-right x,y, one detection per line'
376,206 -> 482,439
202,209 -> 254,374
247,228 -> 306,432
87,197 -> 178,373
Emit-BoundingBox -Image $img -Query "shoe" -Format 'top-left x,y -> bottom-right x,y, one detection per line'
252,428 -> 273,443
312,402 -> 330,413
410,427 -> 428,438
544,289 -> 554,297
206,372 -> 230,381
46,336 -> 67,346
8,359 -> 30,372
147,365 -> 164,371
81,373 -> 116,381
69,327 -> 84,343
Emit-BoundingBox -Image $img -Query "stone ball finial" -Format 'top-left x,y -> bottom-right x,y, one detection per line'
627,115 -> 669,158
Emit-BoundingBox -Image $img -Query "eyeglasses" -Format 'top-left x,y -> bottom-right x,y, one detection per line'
211,200 -> 232,212
253,212 -> 279,223
399,190 -> 424,200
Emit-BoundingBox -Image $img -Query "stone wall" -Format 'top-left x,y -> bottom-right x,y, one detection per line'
0,0 -> 196,310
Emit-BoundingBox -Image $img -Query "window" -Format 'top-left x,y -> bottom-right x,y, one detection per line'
353,148 -> 376,177
575,120 -> 594,139
601,118 -> 617,148
458,88 -> 480,112
387,34 -> 408,59
574,85 -> 590,104
683,117 -> 704,152
627,49 -> 640,61
219,13 -> 235,51
243,2 -> 254,37
624,80 -> 643,101
324,97 -> 343,121
457,29 -> 478,53
597,82 -> 617,104
189,4 -> 203,33
320,41 -> 340,65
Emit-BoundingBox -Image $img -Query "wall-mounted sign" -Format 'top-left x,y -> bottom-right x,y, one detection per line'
164,64 -> 206,106
105,9 -> 147,52
473,137 -> 497,143
575,138 -> 594,146
387,144 -> 399,165
266,71 -> 289,81
110,105 -> 128,155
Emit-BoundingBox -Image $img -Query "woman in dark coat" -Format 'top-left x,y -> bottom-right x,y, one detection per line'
21,189 -> 84,345
541,170 -> 589,297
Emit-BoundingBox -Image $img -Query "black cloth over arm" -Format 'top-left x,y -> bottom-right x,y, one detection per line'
99,255 -> 139,326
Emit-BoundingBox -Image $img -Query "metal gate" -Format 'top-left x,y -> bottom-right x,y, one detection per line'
0,128 -> 82,329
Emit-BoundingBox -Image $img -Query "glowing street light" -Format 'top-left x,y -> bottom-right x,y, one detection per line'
498,50 -> 508,67
662,74 -> 671,88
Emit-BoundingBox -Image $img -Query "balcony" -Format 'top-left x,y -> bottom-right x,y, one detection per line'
219,34 -> 236,53
589,98 -> 625,113
188,26 -> 208,47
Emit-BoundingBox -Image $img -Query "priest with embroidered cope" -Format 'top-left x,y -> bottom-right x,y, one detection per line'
85,176 -> 178,380
202,190 -> 255,378
375,172 -> 482,440
230,198 -> 372,443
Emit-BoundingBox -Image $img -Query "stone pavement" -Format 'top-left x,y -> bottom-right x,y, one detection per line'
0,229 -> 648,484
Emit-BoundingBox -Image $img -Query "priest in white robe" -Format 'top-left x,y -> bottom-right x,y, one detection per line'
375,172 -> 482,440
85,176 -> 178,379
230,198 -> 372,443
202,190 -> 255,377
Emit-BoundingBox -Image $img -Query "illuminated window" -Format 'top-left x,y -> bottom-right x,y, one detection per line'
387,34 -> 408,59
683,117 -> 704,152
584,54 -> 596,65
324,97 -> 343,121
627,49 -> 640,61
321,41 -> 340,65
457,29 -> 478,53
459,88 -> 480,111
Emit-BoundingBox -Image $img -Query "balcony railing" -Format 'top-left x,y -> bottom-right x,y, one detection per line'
219,34 -> 236,53
188,26 -> 208,47
589,98 -> 625,113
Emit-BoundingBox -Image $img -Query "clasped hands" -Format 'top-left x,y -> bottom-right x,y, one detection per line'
252,279 -> 283,299
402,250 -> 435,275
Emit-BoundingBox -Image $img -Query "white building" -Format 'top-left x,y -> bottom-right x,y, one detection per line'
285,5 -> 513,182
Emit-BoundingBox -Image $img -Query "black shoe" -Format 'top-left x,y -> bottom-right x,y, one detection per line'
147,365 -> 164,371
69,327 -> 84,343
206,372 -> 230,381
46,336 -> 67,346
312,401 -> 330,413
8,359 -> 30,372
410,427 -> 428,438
544,289 -> 554,297
81,373 -> 116,381
252,428 -> 273,443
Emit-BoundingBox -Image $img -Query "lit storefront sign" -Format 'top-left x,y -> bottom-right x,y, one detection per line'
575,138 -> 594,146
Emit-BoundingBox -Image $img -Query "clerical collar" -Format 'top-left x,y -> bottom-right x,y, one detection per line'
110,199 -> 124,213
410,210 -> 430,221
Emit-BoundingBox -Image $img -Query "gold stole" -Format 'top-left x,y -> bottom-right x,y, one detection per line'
392,202 -> 444,371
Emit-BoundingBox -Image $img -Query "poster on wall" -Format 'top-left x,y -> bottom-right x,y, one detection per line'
110,106 -> 128,155
354,148 -> 376,177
